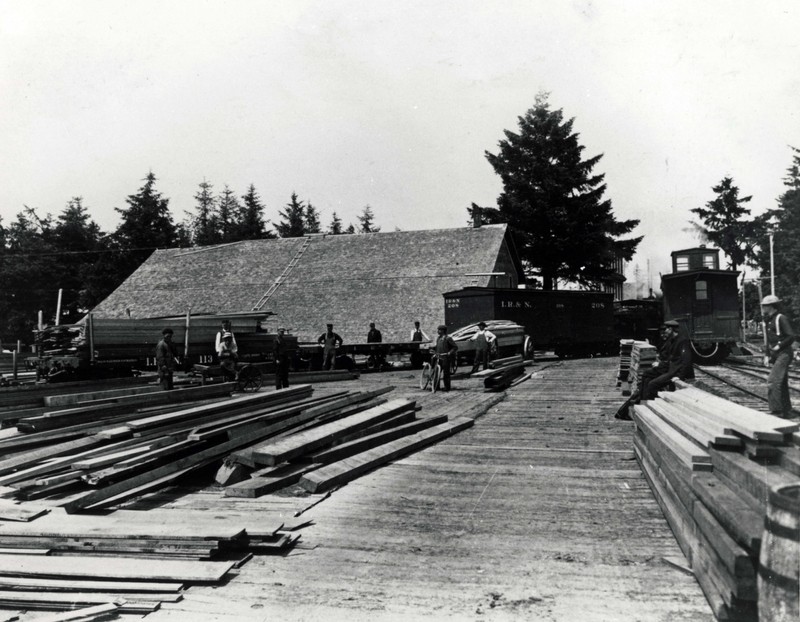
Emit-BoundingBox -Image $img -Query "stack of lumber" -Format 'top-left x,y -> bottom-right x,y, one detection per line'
0,382 -> 408,513
627,341 -> 657,394
223,397 -> 475,497
471,357 -> 528,391
617,339 -> 634,387
630,380 -> 800,621
0,507 -> 296,616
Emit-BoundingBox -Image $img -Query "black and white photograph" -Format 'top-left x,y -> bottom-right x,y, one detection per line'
0,2 -> 798,621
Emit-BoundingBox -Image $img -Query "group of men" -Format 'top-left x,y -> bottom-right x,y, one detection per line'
616,294 -> 797,420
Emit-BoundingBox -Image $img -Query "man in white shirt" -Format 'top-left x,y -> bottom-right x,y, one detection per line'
469,322 -> 496,373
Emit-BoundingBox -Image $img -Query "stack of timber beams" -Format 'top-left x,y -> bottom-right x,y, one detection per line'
470,356 -> 528,391
627,341 -> 657,395
223,396 -> 477,497
0,381 -> 404,512
0,506 -> 298,616
617,339 -> 634,390
629,380 -> 800,621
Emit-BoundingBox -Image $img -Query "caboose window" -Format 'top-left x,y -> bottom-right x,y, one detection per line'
703,254 -> 716,269
695,280 -> 708,300
676,256 -> 690,271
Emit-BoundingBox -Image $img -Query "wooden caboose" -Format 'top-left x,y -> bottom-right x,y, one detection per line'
660,247 -> 740,363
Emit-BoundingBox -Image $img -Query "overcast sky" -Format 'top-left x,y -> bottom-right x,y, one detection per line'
1,1 -> 798,285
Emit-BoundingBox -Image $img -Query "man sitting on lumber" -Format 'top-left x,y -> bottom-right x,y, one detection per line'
616,320 -> 694,419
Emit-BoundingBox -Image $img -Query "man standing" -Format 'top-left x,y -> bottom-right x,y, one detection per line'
317,323 -> 343,371
410,321 -> 430,342
217,332 -> 238,382
761,295 -> 796,417
434,324 -> 458,391
215,319 -> 237,354
155,328 -> 179,391
469,321 -> 497,373
274,327 -> 292,389
367,323 -> 382,343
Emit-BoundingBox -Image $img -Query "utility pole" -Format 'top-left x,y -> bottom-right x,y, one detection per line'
769,233 -> 775,295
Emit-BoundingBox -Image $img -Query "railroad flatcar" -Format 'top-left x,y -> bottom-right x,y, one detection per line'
443,287 -> 617,358
661,246 -> 740,364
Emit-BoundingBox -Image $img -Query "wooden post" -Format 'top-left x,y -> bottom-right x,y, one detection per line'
38,310 -> 43,331
55,289 -> 63,326
184,310 -> 191,361
11,350 -> 17,382
88,313 -> 95,363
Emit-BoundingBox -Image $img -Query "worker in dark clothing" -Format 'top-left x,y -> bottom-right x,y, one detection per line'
410,321 -> 430,342
155,328 -> 179,391
470,321 -> 497,373
434,324 -> 458,391
367,323 -> 382,343
761,295 -> 796,417
274,327 -> 292,389
641,320 -> 694,400
317,323 -> 343,371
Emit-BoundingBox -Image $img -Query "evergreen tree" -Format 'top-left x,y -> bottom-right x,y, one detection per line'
690,177 -> 764,271
238,184 -> 273,240
113,171 -> 179,280
304,202 -> 321,234
329,211 -> 344,234
757,147 -> 800,321
52,198 -> 106,322
344,223 -> 356,234
482,93 -> 641,290
357,205 -> 380,233
190,180 -> 219,246
274,193 -> 307,238
217,185 -> 241,243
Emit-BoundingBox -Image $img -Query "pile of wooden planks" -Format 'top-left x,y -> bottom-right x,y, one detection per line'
621,340 -> 656,395
0,382 -> 407,513
0,507 -> 300,616
471,357 -> 528,391
617,339 -> 634,389
222,395 -> 479,497
629,380 -> 800,621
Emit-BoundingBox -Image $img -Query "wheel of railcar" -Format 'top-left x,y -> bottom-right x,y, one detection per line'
523,335 -> 534,360
236,365 -> 262,392
690,341 -> 730,365
366,355 -> 378,371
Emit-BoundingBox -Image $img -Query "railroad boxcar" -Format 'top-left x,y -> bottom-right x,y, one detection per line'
443,287 -> 616,358
661,246 -> 740,364
614,298 -> 663,343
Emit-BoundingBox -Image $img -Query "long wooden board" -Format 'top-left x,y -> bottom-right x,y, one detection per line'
300,417 -> 474,493
0,554 -> 234,582
250,398 -> 416,466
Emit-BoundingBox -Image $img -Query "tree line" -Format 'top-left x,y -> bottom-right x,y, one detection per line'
0,173 -> 380,346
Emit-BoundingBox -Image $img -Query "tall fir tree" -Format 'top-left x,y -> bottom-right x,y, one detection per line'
482,93 -> 640,290
238,184 -> 273,240
191,180 -> 219,246
113,171 -> 179,281
757,147 -> 800,322
357,205 -> 380,233
217,185 -> 241,243
690,177 -> 764,271
304,202 -> 322,234
274,193 -> 307,238
329,211 -> 344,234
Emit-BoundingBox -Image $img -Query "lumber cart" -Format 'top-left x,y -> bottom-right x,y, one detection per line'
26,312 -> 297,387
295,340 -> 433,372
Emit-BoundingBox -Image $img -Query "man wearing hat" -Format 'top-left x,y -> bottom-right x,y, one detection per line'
217,331 -> 238,382
273,327 -> 293,389
434,324 -> 458,391
317,323 -> 343,371
155,327 -> 179,391
761,295 -> 796,416
469,321 -> 497,373
616,320 -> 692,419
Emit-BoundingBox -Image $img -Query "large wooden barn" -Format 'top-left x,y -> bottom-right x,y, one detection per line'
90,224 -> 524,344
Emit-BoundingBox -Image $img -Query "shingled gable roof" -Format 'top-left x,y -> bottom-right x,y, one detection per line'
91,224 -> 523,344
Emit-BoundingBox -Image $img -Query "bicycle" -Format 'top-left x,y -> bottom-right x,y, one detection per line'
419,354 -> 443,393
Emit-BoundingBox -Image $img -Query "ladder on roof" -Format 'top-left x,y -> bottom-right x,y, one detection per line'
252,236 -> 313,311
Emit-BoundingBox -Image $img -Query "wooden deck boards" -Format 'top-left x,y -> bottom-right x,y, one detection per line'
130,359 -> 713,621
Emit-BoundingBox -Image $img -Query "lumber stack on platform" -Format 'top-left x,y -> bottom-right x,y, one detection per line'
629,382 -> 800,621
627,341 -> 657,395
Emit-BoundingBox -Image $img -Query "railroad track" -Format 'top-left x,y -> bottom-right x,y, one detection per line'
690,362 -> 800,417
